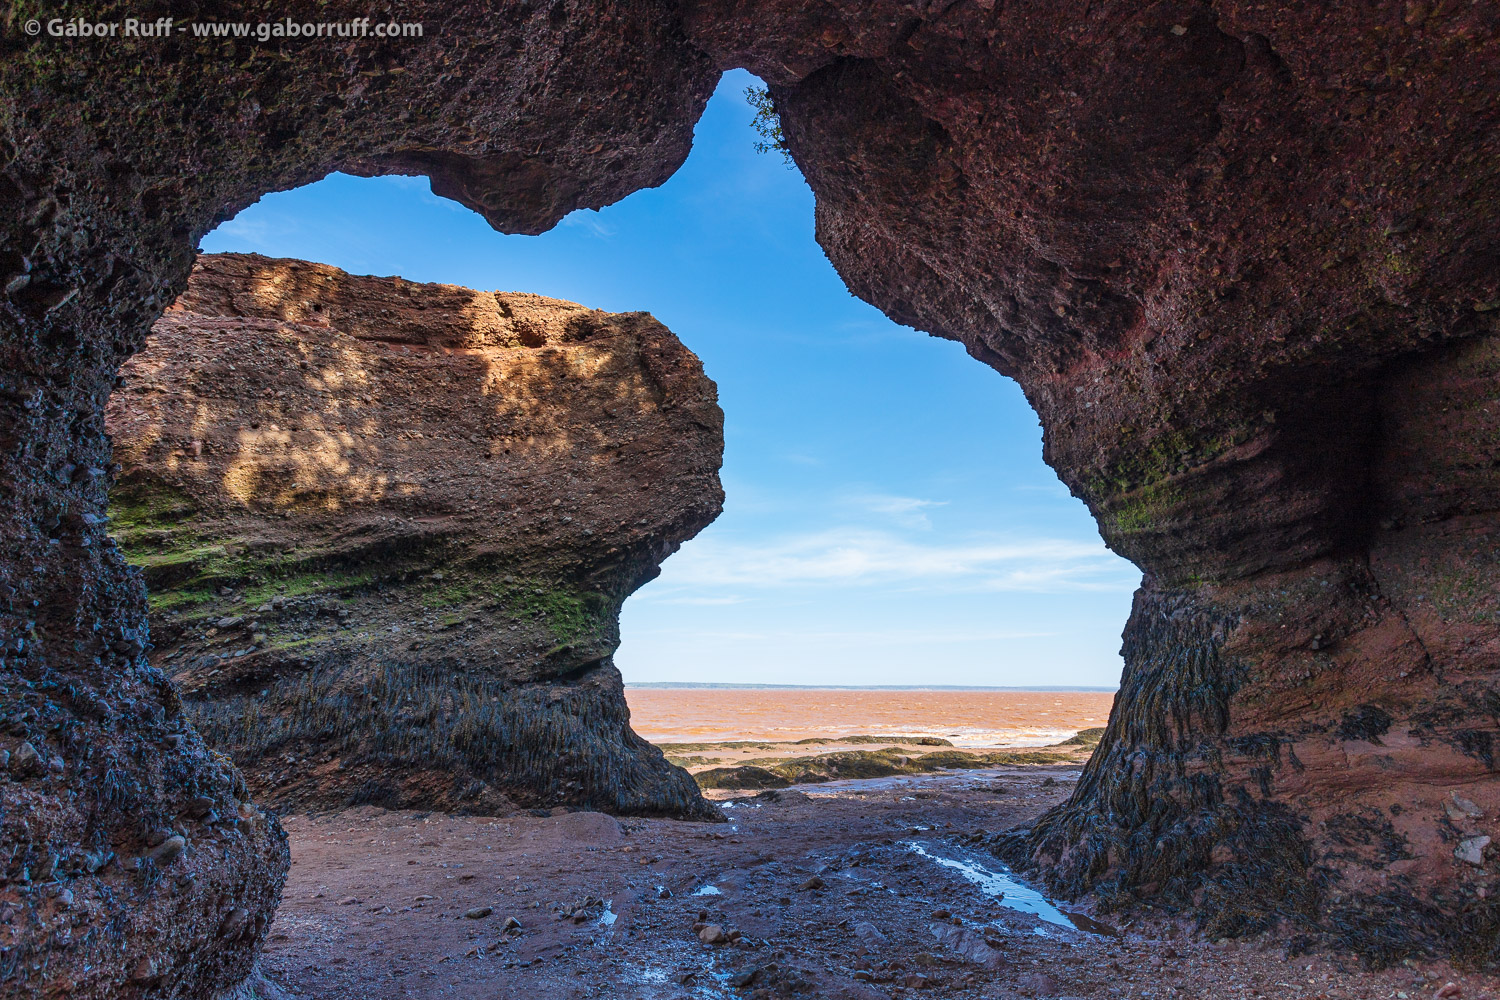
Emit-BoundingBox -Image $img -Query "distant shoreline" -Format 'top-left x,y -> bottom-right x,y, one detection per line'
624,682 -> 1118,692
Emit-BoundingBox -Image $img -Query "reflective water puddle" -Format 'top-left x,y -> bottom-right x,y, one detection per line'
906,842 -> 1080,931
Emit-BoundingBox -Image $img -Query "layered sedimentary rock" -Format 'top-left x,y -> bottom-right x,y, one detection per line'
0,7 -> 717,995
735,7 -> 1500,963
107,252 -> 723,818
0,1 -> 1497,994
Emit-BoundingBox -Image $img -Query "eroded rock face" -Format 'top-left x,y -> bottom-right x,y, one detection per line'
728,3 -> 1500,962
1,0 -> 1497,991
1,5 -> 715,994
107,253 -> 723,819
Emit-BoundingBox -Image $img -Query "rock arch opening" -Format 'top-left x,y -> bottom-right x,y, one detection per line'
2,4 -> 1498,995
109,71 -> 1130,817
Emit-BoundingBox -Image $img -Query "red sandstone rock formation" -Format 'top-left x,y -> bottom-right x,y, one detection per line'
742,5 -> 1500,960
0,1 -> 1497,994
107,252 -> 723,819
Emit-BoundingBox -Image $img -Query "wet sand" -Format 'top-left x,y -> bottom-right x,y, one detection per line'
630,687 -> 1116,786
255,766 -> 1499,1000
660,736 -> 1039,780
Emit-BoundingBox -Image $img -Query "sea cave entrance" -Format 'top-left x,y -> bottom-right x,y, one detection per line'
8,6 -> 1495,993
106,70 -> 1132,820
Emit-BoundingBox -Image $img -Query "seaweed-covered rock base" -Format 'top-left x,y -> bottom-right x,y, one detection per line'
108,253 -> 723,820
1005,561 -> 1500,968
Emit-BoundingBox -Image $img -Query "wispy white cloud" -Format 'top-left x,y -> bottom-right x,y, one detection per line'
849,493 -> 948,529
631,627 -> 1056,646
659,528 -> 1135,593
208,214 -> 286,251
560,210 -> 616,238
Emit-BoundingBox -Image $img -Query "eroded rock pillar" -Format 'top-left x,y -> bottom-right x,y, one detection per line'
106,253 -> 723,820
689,0 -> 1500,961
0,264 -> 288,995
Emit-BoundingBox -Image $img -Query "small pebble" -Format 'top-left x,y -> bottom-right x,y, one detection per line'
150,835 -> 187,864
11,742 -> 39,774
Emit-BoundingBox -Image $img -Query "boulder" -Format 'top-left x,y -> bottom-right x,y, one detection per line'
108,254 -> 723,820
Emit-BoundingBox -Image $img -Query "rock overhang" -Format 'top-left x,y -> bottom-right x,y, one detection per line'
108,252 -> 725,818
0,2 -> 1498,993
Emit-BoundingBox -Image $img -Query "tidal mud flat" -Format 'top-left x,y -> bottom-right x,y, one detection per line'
256,764 -> 1498,1000
622,688 -> 1117,750
663,731 -> 1106,792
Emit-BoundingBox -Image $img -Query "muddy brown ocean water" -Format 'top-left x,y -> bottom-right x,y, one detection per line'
622,687 -> 1117,747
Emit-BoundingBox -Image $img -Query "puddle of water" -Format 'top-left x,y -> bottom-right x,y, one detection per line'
592,899 -> 619,947
799,766 -> 1083,797
906,843 -> 1077,931
692,885 -> 723,896
623,951 -> 740,999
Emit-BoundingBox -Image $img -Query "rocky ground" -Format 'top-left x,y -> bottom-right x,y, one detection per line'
254,764 -> 1500,1000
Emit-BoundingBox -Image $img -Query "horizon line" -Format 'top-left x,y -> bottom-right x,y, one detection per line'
624,682 -> 1119,692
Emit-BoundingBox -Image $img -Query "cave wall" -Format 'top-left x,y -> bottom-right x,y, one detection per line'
108,252 -> 723,820
723,0 -> 1500,961
0,0 -> 1497,993
0,3 -> 717,995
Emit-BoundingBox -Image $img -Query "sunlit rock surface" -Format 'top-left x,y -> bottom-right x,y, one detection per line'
108,252 -> 723,819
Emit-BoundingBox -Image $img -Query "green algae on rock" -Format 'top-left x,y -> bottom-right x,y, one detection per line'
107,253 -> 724,820
694,734 -> 1102,790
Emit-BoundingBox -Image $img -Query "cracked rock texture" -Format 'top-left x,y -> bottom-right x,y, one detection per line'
106,252 -> 723,820
0,0 -> 1497,994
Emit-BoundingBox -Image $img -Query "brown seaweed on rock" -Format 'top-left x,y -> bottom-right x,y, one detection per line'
2,0 -> 1499,992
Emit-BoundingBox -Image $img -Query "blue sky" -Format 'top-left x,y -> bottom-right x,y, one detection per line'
200,69 -> 1138,688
